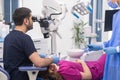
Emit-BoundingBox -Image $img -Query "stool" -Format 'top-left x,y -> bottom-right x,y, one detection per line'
19,66 -> 47,80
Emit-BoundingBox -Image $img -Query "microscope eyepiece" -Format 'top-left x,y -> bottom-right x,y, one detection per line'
32,16 -> 38,22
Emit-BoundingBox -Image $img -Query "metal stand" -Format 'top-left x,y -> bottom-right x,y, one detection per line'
50,30 -> 62,55
50,32 -> 56,54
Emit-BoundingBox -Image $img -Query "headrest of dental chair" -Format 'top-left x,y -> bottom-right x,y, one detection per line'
0,67 -> 10,80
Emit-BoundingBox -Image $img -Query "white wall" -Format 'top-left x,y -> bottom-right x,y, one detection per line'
0,0 -> 111,56
16,0 -> 112,55
101,0 -> 109,42
19,0 -> 91,55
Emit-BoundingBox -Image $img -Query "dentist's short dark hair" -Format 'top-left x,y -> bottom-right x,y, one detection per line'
13,7 -> 31,26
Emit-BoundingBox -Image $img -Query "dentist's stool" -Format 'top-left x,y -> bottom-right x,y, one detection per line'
19,66 -> 47,80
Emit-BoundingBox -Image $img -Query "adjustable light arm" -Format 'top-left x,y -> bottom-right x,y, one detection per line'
71,0 -> 92,18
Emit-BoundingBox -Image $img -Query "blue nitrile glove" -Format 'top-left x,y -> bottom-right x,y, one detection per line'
87,44 -> 103,51
50,55 -> 59,64
103,46 -> 119,54
39,53 -> 47,58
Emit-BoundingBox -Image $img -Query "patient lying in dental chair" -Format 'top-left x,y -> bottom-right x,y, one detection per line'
37,54 -> 106,80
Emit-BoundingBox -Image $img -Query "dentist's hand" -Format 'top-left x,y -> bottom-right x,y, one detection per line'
87,44 -> 103,51
47,55 -> 59,64
51,55 -> 59,64
39,53 -> 47,58
103,47 -> 118,54
40,53 -> 59,64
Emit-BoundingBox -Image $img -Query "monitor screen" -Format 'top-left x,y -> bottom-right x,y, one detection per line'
104,9 -> 119,31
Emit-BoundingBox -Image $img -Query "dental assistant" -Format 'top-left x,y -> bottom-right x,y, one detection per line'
88,0 -> 120,80
103,1 -> 120,80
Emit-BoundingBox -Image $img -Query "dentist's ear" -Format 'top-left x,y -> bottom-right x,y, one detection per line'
23,18 -> 29,25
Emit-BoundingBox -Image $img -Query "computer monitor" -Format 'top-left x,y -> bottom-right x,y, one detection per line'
104,9 -> 119,31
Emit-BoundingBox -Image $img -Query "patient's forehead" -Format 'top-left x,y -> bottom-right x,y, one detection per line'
50,63 -> 57,67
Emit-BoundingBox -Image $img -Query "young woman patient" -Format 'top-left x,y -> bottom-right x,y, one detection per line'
37,54 -> 106,80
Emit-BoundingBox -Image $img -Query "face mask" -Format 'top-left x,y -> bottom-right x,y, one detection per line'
108,1 -> 119,8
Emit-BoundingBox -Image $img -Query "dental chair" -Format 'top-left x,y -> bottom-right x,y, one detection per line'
0,58 -> 10,80
80,50 -> 104,61
66,50 -> 104,61
0,67 -> 10,80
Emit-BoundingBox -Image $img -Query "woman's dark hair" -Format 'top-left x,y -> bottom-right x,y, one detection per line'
12,7 -> 31,26
37,66 -> 63,80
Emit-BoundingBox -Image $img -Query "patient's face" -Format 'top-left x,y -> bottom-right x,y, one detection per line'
49,63 -> 59,72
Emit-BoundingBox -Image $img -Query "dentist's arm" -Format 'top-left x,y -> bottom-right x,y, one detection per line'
29,52 -> 59,67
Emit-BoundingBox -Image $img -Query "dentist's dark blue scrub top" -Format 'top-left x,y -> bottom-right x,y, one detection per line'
3,30 -> 37,80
